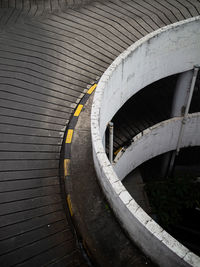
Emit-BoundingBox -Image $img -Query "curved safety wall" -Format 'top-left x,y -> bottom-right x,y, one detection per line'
91,17 -> 200,267
114,114 -> 200,180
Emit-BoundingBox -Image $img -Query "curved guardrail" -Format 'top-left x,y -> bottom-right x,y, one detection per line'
91,16 -> 200,267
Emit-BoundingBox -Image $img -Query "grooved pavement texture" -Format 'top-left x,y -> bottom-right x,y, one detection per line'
0,0 -> 199,266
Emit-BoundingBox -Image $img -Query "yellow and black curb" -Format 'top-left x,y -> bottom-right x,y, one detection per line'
64,83 -> 97,217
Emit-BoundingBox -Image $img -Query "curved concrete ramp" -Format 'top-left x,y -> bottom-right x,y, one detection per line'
0,0 -> 199,266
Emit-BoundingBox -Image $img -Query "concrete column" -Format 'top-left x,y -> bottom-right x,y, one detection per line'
161,70 -> 193,177
171,70 -> 193,117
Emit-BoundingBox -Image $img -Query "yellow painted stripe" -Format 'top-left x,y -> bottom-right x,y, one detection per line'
67,194 -> 73,216
114,147 -> 122,155
87,83 -> 97,95
66,129 -> 73,143
74,104 -> 83,117
64,159 -> 70,177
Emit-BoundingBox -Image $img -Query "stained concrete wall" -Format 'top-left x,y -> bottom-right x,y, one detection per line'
91,17 -> 200,267
114,114 -> 200,181
97,17 -> 200,136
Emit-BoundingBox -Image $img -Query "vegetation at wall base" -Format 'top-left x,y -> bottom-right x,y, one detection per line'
145,176 -> 200,231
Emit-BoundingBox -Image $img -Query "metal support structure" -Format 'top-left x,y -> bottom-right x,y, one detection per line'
108,121 -> 114,163
168,65 -> 200,176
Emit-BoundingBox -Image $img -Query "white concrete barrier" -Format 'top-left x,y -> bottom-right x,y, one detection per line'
114,114 -> 200,180
91,16 -> 200,267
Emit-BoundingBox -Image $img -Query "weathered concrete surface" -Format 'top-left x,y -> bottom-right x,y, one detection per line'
0,0 -> 200,266
67,94 -> 156,267
91,17 -> 200,267
114,113 -> 200,180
